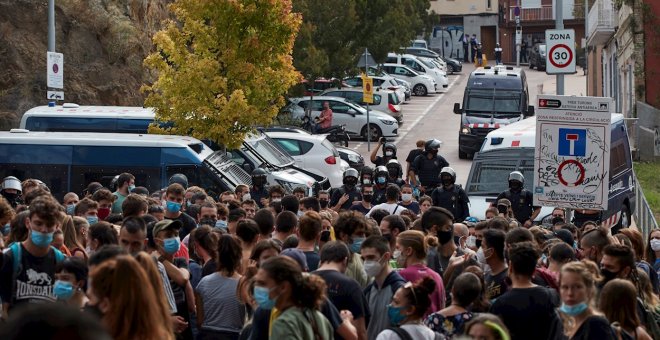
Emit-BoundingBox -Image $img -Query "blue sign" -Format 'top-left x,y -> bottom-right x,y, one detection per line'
558,128 -> 586,157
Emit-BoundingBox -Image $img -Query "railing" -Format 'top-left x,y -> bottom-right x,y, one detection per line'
508,4 -> 583,22
634,172 -> 658,241
587,0 -> 617,38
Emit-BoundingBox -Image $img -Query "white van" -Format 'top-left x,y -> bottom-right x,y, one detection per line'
465,113 -> 636,230
386,53 -> 449,90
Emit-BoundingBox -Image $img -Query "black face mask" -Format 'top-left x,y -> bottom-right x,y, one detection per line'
319,199 -> 329,209
509,182 -> 522,192
551,216 -> 565,225
363,194 -> 373,202
383,233 -> 392,243
453,236 -> 462,246
199,218 -> 217,227
438,229 -> 454,245
430,149 -> 439,156
497,205 -> 508,214
442,178 -> 453,187
320,230 -> 331,242
600,268 -> 619,283
1,192 -> 18,203
476,239 -> 482,249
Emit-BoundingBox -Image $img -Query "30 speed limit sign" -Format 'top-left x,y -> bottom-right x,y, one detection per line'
545,29 -> 576,74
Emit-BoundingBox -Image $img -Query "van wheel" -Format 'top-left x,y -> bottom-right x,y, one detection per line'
361,124 -> 382,142
413,84 -> 428,96
459,148 -> 468,159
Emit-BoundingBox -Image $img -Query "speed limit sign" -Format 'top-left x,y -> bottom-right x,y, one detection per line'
545,29 -> 576,74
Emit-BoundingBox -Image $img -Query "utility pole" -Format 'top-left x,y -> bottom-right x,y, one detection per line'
48,0 -> 55,52
556,0 -> 565,95
584,0 -> 589,93
365,48 -> 371,152
515,0 -> 521,67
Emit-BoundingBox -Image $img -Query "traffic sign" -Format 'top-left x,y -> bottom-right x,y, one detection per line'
533,95 -> 612,210
545,29 -> 576,74
363,76 -> 374,104
47,91 -> 64,101
47,52 -> 64,89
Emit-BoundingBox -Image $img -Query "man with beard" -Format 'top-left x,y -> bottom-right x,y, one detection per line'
431,167 -> 470,222
409,139 -> 449,195
496,171 -> 540,227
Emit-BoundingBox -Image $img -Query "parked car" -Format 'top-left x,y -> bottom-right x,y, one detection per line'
301,78 -> 347,96
386,53 -> 449,90
441,56 -> 462,74
393,78 -> 412,101
343,75 -> 407,103
319,87 -> 403,124
529,43 -> 547,71
264,131 -> 347,188
381,63 -> 437,96
284,96 -> 399,141
411,39 -> 428,49
404,46 -> 441,59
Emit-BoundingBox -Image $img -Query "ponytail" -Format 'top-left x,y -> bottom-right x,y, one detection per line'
404,276 -> 436,319
297,273 -> 327,310
261,256 -> 327,310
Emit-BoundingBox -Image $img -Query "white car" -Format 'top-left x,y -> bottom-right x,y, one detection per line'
264,130 -> 347,188
381,64 -> 437,96
344,75 -> 407,103
319,87 -> 403,124
386,53 -> 449,91
284,96 -> 399,141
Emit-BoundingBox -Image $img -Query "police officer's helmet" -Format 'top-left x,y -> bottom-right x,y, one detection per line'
440,167 -> 457,182
1,176 -> 22,193
343,168 -> 359,187
508,171 -> 524,185
386,159 -> 403,178
383,143 -> 397,157
169,173 -> 189,189
425,139 -> 442,152
375,166 -> 388,177
361,166 -> 374,177
252,168 -> 268,186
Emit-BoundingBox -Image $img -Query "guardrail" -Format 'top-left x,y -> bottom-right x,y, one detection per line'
634,172 -> 658,240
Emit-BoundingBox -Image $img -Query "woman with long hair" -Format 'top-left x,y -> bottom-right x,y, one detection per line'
195,234 -> 245,340
190,225 -> 220,286
425,272 -> 482,338
61,215 -> 87,260
87,255 -> 174,340
377,276 -> 437,339
558,260 -> 614,339
599,279 -> 652,340
133,252 -> 176,328
645,229 -> 660,288
73,216 -> 89,248
255,256 -> 333,339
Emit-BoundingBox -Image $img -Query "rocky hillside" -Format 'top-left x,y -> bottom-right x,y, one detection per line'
0,0 -> 172,129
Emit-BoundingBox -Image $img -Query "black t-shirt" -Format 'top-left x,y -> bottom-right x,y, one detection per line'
485,269 -> 510,301
571,315 -> 616,340
314,269 -> 370,320
400,201 -> 420,215
303,251 -> 320,272
490,286 -> 561,340
330,186 -> 362,211
372,155 -> 395,167
171,212 -> 197,241
405,149 -> 423,164
0,244 -> 59,308
496,189 -> 539,223
349,202 -> 371,215
201,259 -> 217,277
412,154 -> 449,188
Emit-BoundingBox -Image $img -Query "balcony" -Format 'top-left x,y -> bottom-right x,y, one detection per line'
587,0 -> 617,46
507,4 -> 584,23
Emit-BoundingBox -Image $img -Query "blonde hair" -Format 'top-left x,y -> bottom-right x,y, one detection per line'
397,230 -> 428,259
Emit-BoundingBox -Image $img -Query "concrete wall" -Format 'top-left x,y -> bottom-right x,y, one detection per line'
636,101 -> 660,161
430,0 -> 498,16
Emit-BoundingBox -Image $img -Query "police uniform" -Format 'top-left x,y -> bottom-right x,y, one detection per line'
371,185 -> 388,205
431,185 -> 470,222
249,186 -> 269,208
330,186 -> 362,211
496,189 -> 538,223
412,154 -> 449,188
388,178 -> 406,188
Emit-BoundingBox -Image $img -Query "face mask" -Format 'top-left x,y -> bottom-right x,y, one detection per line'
363,194 -> 373,202
387,305 -> 407,326
394,250 -> 407,267
385,151 -> 393,157
254,286 -> 277,309
600,268 -> 619,283
551,216 -> 565,225
377,177 -> 386,185
573,240 -> 579,250
297,210 -> 304,217
442,179 -> 453,187
475,239 -> 482,249
383,233 -> 392,243
2,223 -> 10,236
430,149 -> 439,156
199,218 -> 217,227
401,194 -> 413,202
497,205 -> 508,214
271,198 -> 281,203
319,199 -> 329,209
364,259 -> 383,277
651,239 -> 660,252
510,183 -> 522,191
362,178 -> 372,186
242,193 -> 251,202
351,237 -> 365,253
31,229 -> 54,248
476,247 -> 487,265
166,201 -> 182,213
454,236 -> 462,246
215,220 -> 228,230
86,216 -> 98,225
54,280 -> 75,300
466,235 -> 477,248
128,184 -> 136,192
163,237 -> 181,254
437,229 -> 453,245
66,204 -> 76,215
559,302 -> 589,316
186,201 -> 192,207
2,192 -> 18,203
97,208 -> 111,221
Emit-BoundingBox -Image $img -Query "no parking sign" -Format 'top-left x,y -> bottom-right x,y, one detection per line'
545,29 -> 576,74
533,95 -> 612,210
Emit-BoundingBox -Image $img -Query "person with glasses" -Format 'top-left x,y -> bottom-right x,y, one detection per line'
376,276 -> 437,340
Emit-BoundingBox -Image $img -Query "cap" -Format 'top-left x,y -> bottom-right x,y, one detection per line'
497,198 -> 512,207
152,219 -> 183,237
553,229 -> 574,245
280,248 -> 309,272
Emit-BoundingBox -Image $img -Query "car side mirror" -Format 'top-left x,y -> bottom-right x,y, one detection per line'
347,108 -> 356,116
525,105 -> 535,117
454,103 -> 462,114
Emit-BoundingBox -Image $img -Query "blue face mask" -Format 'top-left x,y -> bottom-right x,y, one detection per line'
2,223 -> 10,236
387,304 -> 407,326
377,177 -> 387,185
351,237 -> 366,253
86,216 -> 98,225
53,280 -> 75,300
215,220 -> 228,230
66,204 -> 75,215
166,201 -> 182,213
254,286 -> 277,310
163,237 -> 180,254
128,184 -> 136,192
559,302 -> 588,316
31,229 -> 54,248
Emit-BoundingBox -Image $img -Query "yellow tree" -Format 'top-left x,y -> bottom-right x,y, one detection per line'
143,0 -> 302,149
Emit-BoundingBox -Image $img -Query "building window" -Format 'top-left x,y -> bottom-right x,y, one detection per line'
487,0 -> 492,9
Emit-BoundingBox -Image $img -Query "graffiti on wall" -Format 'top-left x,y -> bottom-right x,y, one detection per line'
431,26 -> 466,59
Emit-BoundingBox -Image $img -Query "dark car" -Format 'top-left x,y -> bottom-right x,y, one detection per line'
335,146 -> 364,172
441,56 -> 462,74
529,43 -> 547,71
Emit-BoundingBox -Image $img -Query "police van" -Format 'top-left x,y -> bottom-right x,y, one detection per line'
0,130 -> 251,200
453,65 -> 535,159
465,113 -> 635,229
20,104 -> 328,192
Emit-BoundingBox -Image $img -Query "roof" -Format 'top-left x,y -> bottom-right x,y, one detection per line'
265,131 -> 327,143
0,130 -> 206,149
472,65 -> 523,77
22,105 -> 155,119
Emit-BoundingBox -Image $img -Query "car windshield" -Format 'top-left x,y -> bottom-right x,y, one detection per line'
419,58 -> 437,69
465,89 -> 522,113
205,150 -> 252,186
245,133 -> 294,167
467,153 -> 535,195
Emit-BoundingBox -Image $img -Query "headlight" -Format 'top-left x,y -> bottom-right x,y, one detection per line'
460,126 -> 471,134
380,119 -> 395,125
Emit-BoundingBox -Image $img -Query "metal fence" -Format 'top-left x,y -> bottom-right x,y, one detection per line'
634,172 -> 658,240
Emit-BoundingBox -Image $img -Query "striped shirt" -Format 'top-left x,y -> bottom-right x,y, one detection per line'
196,273 -> 245,333
156,260 -> 178,314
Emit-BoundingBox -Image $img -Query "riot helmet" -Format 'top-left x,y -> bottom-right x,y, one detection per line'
375,166 -> 388,186
343,168 -> 359,189
1,176 -> 22,206
386,159 -> 403,179
169,173 -> 189,189
360,166 -> 374,186
252,168 -> 268,187
383,143 -> 397,158
508,171 -> 524,191
425,139 -> 442,154
440,167 -> 456,186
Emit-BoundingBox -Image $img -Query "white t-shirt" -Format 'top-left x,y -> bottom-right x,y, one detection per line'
376,324 -> 437,340
366,203 -> 407,217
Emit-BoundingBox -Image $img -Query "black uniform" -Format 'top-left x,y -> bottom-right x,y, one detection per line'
371,185 -> 388,205
330,186 -> 362,211
412,154 -> 449,188
388,178 -> 406,188
431,185 -> 470,222
372,156 -> 394,167
496,189 -> 539,223
250,186 -> 269,208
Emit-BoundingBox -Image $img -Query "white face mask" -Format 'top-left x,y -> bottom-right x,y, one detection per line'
476,247 -> 492,273
363,260 -> 383,277
651,239 -> 660,252
242,193 -> 251,202
385,151 -> 393,157
466,235 -> 477,249
401,194 -> 413,202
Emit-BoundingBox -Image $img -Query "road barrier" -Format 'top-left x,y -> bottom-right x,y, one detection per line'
633,172 -> 658,240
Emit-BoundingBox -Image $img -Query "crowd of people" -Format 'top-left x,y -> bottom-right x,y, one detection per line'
0,139 -> 658,340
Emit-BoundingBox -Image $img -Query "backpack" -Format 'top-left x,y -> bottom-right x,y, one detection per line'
637,297 -> 660,339
10,242 -> 65,277
387,327 -> 445,340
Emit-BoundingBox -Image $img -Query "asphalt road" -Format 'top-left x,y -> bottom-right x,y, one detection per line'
349,61 -> 575,186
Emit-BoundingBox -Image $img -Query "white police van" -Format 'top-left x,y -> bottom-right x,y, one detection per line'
465,113 -> 635,230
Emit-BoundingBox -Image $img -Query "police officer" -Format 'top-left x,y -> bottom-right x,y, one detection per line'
360,165 -> 374,186
1,176 -> 22,208
330,168 -> 362,211
409,139 -> 449,194
371,166 -> 389,205
496,171 -> 540,227
385,159 -> 405,187
249,168 -> 270,208
370,138 -> 397,166
431,167 -> 470,222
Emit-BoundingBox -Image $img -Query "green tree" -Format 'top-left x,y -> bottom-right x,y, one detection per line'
143,0 -> 302,149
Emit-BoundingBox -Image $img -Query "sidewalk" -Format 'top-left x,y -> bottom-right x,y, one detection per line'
538,67 -> 588,96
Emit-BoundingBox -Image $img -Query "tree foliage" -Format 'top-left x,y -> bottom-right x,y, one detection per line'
143,0 -> 302,149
